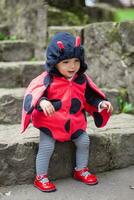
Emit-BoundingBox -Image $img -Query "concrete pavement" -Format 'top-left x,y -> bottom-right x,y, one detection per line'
0,165 -> 134,200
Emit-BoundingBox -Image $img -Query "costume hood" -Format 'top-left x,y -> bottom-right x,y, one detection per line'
45,32 -> 87,75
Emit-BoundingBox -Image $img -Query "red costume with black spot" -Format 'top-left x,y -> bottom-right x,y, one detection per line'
21,32 -> 112,142
21,71 -> 111,142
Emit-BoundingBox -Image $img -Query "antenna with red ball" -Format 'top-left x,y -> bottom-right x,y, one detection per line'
57,41 -> 64,50
75,36 -> 81,47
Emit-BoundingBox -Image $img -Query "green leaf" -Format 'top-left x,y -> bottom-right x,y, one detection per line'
122,102 -> 134,113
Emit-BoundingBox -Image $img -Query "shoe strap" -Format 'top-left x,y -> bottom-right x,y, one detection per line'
82,171 -> 91,177
41,177 -> 49,184
76,167 -> 91,177
36,174 -> 48,181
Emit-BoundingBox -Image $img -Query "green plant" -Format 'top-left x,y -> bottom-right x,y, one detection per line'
0,32 -> 17,41
122,102 -> 134,113
115,8 -> 134,22
9,35 -> 17,41
117,96 -> 134,114
0,32 -> 7,40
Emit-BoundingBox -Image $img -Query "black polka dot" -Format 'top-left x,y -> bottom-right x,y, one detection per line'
64,119 -> 71,133
93,112 -> 103,127
24,94 -> 33,113
70,98 -> 81,114
50,99 -> 62,111
43,74 -> 52,87
71,129 -> 84,140
74,74 -> 86,84
39,127 -> 53,137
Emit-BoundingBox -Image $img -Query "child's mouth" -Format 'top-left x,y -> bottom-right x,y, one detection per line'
68,71 -> 75,73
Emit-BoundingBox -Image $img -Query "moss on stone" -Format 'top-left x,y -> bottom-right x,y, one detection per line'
119,88 -> 128,100
107,23 -> 122,44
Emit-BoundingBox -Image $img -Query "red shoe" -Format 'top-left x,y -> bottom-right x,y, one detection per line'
34,175 -> 56,192
73,168 -> 98,185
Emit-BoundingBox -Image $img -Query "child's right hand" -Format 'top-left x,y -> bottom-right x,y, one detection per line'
39,99 -> 55,116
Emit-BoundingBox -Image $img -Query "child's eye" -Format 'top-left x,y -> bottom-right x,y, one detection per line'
75,59 -> 80,62
62,60 -> 69,64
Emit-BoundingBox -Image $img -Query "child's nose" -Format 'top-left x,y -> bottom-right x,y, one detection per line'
71,62 -> 76,68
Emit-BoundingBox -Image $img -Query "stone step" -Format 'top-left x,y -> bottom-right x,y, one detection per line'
0,25 -> 9,38
0,88 -> 24,124
0,113 -> 134,186
0,61 -> 44,88
0,40 -> 34,61
0,87 -> 120,124
48,26 -> 84,40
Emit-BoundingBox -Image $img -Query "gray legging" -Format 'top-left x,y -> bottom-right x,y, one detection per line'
36,131 -> 90,175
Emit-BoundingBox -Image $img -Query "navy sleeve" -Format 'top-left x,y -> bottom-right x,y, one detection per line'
85,83 -> 104,108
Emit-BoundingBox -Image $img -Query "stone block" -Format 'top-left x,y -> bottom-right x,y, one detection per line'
0,88 -> 24,124
88,131 -> 111,173
84,21 -> 134,105
0,114 -> 134,186
0,41 -> 34,62
0,25 -> 9,37
119,22 -> 134,104
48,26 -> 84,41
102,88 -> 120,113
0,125 -> 75,186
0,124 -> 38,186
0,63 -> 22,88
0,0 -> 48,59
21,61 -> 44,87
84,22 -> 126,89
87,114 -> 134,171
106,114 -> 134,169
0,61 -> 44,88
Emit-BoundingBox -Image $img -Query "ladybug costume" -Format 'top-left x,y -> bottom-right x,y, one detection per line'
21,32 -> 111,141
21,32 -> 112,192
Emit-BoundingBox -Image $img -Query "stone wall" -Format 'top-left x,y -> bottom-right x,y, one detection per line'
83,21 -> 134,104
0,0 -> 48,59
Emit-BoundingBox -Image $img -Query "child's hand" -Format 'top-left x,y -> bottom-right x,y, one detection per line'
100,101 -> 113,113
39,99 -> 55,116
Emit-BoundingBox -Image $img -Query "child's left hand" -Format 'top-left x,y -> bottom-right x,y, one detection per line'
100,101 -> 113,113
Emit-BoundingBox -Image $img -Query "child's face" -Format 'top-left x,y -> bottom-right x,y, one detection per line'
56,58 -> 80,79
